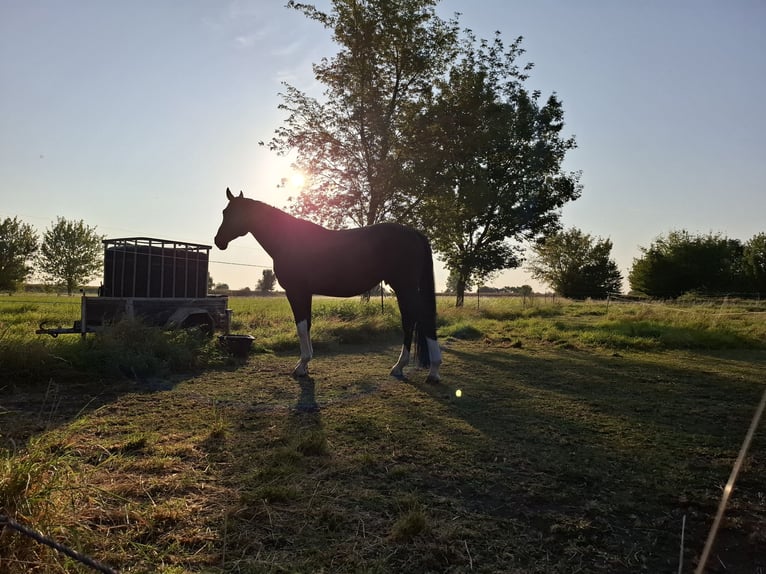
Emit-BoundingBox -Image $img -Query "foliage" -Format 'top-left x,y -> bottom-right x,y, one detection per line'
526,227 -> 622,298
0,216 -> 39,293
412,32 -> 580,306
519,284 -> 533,299
0,433 -> 79,571
37,217 -> 103,295
81,319 -> 214,379
742,232 -> 766,293
5,295 -> 766,386
629,230 -> 745,298
256,269 -> 277,293
266,0 -> 459,227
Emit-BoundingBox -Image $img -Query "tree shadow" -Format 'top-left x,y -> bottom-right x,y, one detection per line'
399,343 -> 766,572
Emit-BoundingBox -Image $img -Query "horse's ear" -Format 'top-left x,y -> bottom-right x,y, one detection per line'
226,187 -> 234,201
238,190 -> 244,198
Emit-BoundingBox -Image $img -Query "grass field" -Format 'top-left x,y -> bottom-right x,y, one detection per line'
1,294 -> 765,573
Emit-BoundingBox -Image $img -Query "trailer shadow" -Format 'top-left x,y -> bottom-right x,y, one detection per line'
0,372 -> 197,449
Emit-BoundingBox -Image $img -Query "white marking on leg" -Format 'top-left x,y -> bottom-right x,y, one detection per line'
426,338 -> 442,382
293,319 -> 313,377
389,345 -> 410,379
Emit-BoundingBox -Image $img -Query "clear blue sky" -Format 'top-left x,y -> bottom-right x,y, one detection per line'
1,1 -> 764,293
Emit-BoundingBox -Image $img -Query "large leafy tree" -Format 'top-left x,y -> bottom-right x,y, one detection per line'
266,0 -> 459,228
0,217 -> 39,293
629,230 -> 744,298
413,33 -> 581,306
38,217 -> 103,295
526,227 -> 622,299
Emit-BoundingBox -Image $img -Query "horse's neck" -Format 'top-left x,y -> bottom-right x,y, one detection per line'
246,200 -> 325,257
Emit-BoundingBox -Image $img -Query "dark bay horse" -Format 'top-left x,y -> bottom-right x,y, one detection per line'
214,188 -> 442,382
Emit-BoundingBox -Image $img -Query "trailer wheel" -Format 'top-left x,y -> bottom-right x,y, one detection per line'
180,312 -> 214,335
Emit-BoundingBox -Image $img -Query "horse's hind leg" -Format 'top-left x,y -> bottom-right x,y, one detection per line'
424,339 -> 442,383
390,289 -> 417,379
287,291 -> 313,378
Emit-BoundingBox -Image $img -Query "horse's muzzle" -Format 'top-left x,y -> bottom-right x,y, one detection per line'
214,235 -> 228,250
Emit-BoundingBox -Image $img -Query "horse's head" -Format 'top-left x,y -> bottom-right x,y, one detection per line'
214,188 -> 249,250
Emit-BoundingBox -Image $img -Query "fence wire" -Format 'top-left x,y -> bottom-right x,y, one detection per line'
0,514 -> 119,574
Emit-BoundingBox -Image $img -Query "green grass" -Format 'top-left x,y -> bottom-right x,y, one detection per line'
1,294 -> 765,572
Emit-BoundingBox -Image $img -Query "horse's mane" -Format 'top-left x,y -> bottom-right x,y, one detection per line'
243,199 -> 329,257
252,200 -> 327,233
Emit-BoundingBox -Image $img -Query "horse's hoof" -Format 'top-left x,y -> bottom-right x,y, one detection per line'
424,375 -> 441,384
292,365 -> 310,379
389,369 -> 407,381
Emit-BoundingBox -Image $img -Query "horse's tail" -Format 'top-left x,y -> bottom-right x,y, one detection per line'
414,233 -> 437,368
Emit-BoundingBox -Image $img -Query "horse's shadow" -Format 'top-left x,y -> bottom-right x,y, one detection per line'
294,375 -> 320,413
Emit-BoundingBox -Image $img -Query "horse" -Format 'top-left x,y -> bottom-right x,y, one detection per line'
214,188 -> 442,382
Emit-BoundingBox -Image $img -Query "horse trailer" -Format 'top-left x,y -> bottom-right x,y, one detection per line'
36,237 -> 230,337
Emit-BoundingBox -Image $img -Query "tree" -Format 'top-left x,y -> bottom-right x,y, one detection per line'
519,284 -> 534,305
742,233 -> 766,294
445,268 -> 472,295
526,228 -> 622,299
256,269 -> 277,293
0,217 -> 39,293
414,32 -> 581,306
38,217 -> 103,295
628,230 -> 744,298
265,0 -> 459,228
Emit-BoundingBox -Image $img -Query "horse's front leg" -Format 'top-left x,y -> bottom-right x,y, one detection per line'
293,318 -> 313,378
287,291 -> 313,378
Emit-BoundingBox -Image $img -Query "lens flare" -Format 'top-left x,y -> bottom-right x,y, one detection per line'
289,171 -> 306,189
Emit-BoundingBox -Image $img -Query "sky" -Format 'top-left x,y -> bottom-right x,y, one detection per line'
1,0 -> 764,293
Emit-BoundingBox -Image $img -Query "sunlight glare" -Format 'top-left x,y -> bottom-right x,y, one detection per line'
289,171 -> 306,189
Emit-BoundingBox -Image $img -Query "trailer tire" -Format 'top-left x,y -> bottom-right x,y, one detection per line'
180,312 -> 215,335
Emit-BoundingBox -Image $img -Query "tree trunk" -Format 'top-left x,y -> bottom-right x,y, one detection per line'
455,277 -> 466,307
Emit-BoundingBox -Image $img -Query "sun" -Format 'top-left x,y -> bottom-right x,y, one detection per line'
288,171 -> 306,189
